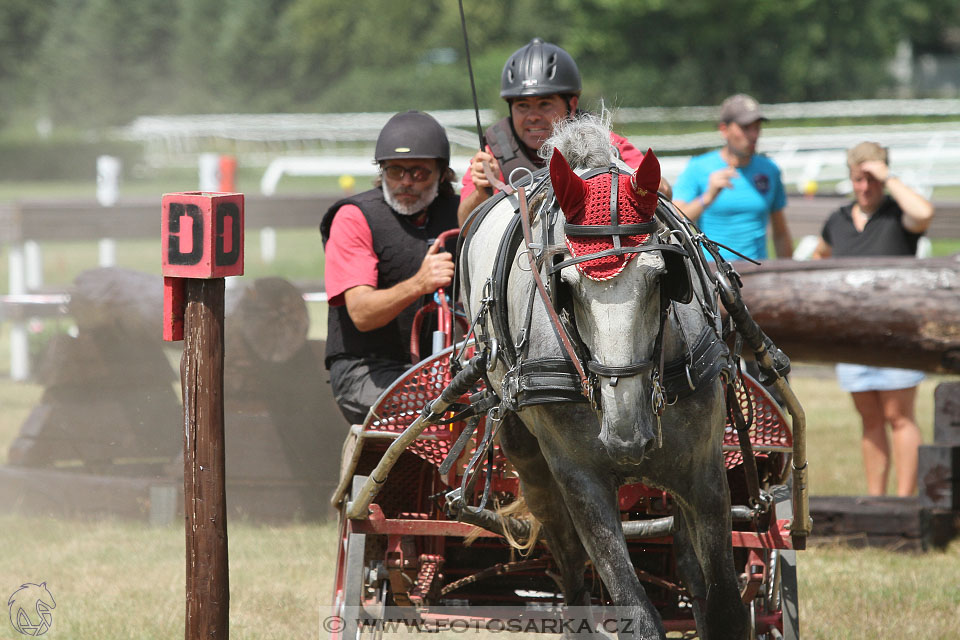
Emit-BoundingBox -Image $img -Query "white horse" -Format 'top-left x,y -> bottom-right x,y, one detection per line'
458,115 -> 748,639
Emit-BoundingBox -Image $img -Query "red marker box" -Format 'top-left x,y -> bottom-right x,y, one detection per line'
162,192 -> 244,340
161,192 -> 244,278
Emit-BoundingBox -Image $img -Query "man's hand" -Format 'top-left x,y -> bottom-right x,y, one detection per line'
674,165 -> 736,221
704,166 -> 737,206
413,237 -> 455,295
469,148 -> 501,192
344,238 -> 456,332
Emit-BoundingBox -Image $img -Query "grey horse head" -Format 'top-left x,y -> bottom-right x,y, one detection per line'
550,145 -> 666,465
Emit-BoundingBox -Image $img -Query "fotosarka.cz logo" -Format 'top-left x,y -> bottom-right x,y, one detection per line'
7,583 -> 56,636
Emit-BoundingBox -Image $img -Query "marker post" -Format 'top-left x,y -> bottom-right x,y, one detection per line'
162,191 -> 244,639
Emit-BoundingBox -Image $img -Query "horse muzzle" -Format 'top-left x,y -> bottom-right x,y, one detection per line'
595,376 -> 659,465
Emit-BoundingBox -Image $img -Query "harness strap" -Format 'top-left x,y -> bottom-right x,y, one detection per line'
563,220 -> 659,237
726,379 -> 764,509
550,242 -> 686,273
517,184 -> 592,396
662,324 -> 733,400
586,359 -> 653,387
438,414 -> 481,475
609,164 -> 621,252
507,357 -> 591,408
491,214 -> 525,368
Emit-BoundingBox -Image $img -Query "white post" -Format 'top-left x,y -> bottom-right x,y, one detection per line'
8,244 -> 29,381
199,153 -> 220,191
96,155 -> 121,274
23,240 -> 43,290
9,243 -> 25,296
260,227 -> 277,264
98,238 -> 117,267
96,155 -> 121,207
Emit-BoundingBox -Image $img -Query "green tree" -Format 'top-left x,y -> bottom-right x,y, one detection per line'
34,0 -> 176,127
13,0 -> 960,129
0,0 -> 56,128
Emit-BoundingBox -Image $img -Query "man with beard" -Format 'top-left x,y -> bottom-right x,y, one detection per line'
457,38 -> 670,224
673,93 -> 793,261
320,110 -> 459,425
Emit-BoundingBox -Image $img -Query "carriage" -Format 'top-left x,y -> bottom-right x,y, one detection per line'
330,124 -> 809,639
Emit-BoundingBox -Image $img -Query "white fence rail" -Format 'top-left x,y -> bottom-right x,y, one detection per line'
118,100 -> 960,196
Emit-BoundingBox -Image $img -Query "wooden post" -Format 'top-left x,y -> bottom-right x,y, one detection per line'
182,278 -> 229,638
162,191 -> 244,640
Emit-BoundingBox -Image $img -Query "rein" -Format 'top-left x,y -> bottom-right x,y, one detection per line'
516,183 -> 591,396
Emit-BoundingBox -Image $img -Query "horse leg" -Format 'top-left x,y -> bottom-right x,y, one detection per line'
498,412 -> 591,607
672,507 -> 708,632
540,456 -> 666,639
675,467 -> 749,640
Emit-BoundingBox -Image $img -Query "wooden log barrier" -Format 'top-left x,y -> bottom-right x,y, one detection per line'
918,381 -> 960,523
735,255 -> 960,373
163,191 -> 244,640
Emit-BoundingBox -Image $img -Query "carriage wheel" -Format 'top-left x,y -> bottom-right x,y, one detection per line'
332,476 -> 390,640
766,483 -> 800,640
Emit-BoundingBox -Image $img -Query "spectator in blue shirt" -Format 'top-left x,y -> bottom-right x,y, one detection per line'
673,94 -> 793,261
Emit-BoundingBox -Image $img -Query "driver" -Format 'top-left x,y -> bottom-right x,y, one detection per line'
320,110 -> 459,424
457,37 -> 671,224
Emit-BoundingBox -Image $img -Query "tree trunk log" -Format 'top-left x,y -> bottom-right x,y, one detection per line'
735,255 -> 960,373
227,276 -> 308,363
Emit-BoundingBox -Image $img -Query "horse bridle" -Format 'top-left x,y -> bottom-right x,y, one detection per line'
516,164 -> 688,409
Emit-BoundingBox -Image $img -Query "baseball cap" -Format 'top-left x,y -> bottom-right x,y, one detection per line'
720,94 -> 768,126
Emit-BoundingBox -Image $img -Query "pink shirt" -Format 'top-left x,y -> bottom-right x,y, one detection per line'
324,204 -> 378,307
459,132 -> 645,201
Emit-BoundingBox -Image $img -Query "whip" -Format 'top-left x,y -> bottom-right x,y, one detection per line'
457,0 -> 485,150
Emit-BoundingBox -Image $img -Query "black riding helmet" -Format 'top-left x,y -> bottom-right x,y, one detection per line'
500,38 -> 582,99
374,110 -> 450,164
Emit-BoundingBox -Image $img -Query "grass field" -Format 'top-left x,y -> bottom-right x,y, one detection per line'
1,513 -> 958,639
1,365 -> 957,638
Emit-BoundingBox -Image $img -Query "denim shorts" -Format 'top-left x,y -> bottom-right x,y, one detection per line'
835,363 -> 925,393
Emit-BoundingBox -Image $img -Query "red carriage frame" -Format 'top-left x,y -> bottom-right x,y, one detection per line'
331,336 -> 801,638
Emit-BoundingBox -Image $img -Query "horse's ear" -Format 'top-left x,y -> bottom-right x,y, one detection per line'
631,148 -> 661,197
550,149 -> 587,221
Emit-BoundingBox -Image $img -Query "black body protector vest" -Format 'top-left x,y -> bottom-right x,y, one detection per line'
484,115 -> 626,186
484,117 -> 544,182
320,188 -> 459,368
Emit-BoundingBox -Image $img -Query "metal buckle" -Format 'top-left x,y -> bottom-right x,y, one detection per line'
514,328 -> 526,352
486,338 -> 499,372
651,371 -> 666,417
685,363 -> 696,391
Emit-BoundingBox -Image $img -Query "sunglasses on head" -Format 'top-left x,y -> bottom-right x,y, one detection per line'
382,165 -> 433,181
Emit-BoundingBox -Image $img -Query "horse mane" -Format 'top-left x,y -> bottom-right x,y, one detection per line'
538,108 -> 621,170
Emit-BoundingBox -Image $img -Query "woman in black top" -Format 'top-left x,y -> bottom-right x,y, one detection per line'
812,141 -> 935,496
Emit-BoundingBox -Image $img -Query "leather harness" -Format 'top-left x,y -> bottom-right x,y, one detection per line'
459,165 -> 733,413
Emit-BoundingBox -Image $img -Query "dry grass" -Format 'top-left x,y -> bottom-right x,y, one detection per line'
1,514 -> 336,639
800,538 -> 960,639
1,368 -> 958,639
2,513 -> 958,639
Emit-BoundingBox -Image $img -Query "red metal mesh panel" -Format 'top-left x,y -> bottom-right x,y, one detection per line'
356,449 -> 434,518
723,374 -> 792,469
365,349 -> 465,467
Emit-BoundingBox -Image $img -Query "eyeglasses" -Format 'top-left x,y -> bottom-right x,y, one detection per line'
382,165 -> 433,182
